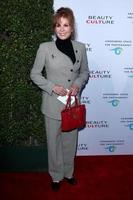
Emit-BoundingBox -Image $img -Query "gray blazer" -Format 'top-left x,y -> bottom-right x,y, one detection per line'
30,40 -> 89,120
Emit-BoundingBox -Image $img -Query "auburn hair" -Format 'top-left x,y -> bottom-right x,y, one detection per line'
53,7 -> 75,38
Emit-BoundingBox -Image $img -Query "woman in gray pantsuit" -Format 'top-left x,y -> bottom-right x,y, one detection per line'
30,7 -> 89,191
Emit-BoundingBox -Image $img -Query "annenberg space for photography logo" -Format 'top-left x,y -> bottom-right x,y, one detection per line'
86,15 -> 114,24
120,117 -> 133,131
105,40 -> 132,55
123,67 -> 133,78
86,120 -> 109,128
103,93 -> 128,107
89,70 -> 112,79
100,139 -> 125,153
110,47 -> 123,55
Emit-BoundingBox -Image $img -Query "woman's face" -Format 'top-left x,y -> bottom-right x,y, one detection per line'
55,17 -> 73,40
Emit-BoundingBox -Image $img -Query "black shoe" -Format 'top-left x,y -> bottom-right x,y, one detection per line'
51,182 -> 60,191
65,177 -> 77,185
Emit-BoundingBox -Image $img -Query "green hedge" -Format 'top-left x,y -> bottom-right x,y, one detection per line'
0,0 -> 53,146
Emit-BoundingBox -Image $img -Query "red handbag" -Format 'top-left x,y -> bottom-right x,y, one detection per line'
61,94 -> 86,132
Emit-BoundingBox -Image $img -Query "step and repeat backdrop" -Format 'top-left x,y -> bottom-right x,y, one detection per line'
54,0 -> 133,155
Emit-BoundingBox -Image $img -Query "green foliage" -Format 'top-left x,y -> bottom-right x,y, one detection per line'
0,0 -> 53,146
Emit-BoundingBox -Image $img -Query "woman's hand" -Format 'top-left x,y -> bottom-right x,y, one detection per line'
69,84 -> 79,96
52,85 -> 67,96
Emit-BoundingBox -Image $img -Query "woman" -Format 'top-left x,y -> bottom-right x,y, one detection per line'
30,7 -> 89,191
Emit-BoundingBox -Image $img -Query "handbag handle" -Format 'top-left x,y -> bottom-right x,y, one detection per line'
65,94 -> 78,109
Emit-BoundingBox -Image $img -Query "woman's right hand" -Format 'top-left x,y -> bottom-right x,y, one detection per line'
52,85 -> 67,96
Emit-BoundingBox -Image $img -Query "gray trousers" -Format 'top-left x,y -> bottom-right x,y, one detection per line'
44,116 -> 78,182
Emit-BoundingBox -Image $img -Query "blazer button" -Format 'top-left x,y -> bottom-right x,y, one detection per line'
68,79 -> 71,82
70,69 -> 73,72
77,60 -> 79,63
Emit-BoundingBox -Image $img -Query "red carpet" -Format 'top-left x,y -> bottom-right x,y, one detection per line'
0,155 -> 133,200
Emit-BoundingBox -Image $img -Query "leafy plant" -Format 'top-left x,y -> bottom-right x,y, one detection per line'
0,0 -> 53,146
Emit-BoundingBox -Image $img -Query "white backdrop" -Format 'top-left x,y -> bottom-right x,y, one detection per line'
54,0 -> 133,155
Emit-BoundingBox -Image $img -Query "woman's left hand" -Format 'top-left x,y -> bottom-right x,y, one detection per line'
69,84 -> 79,96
